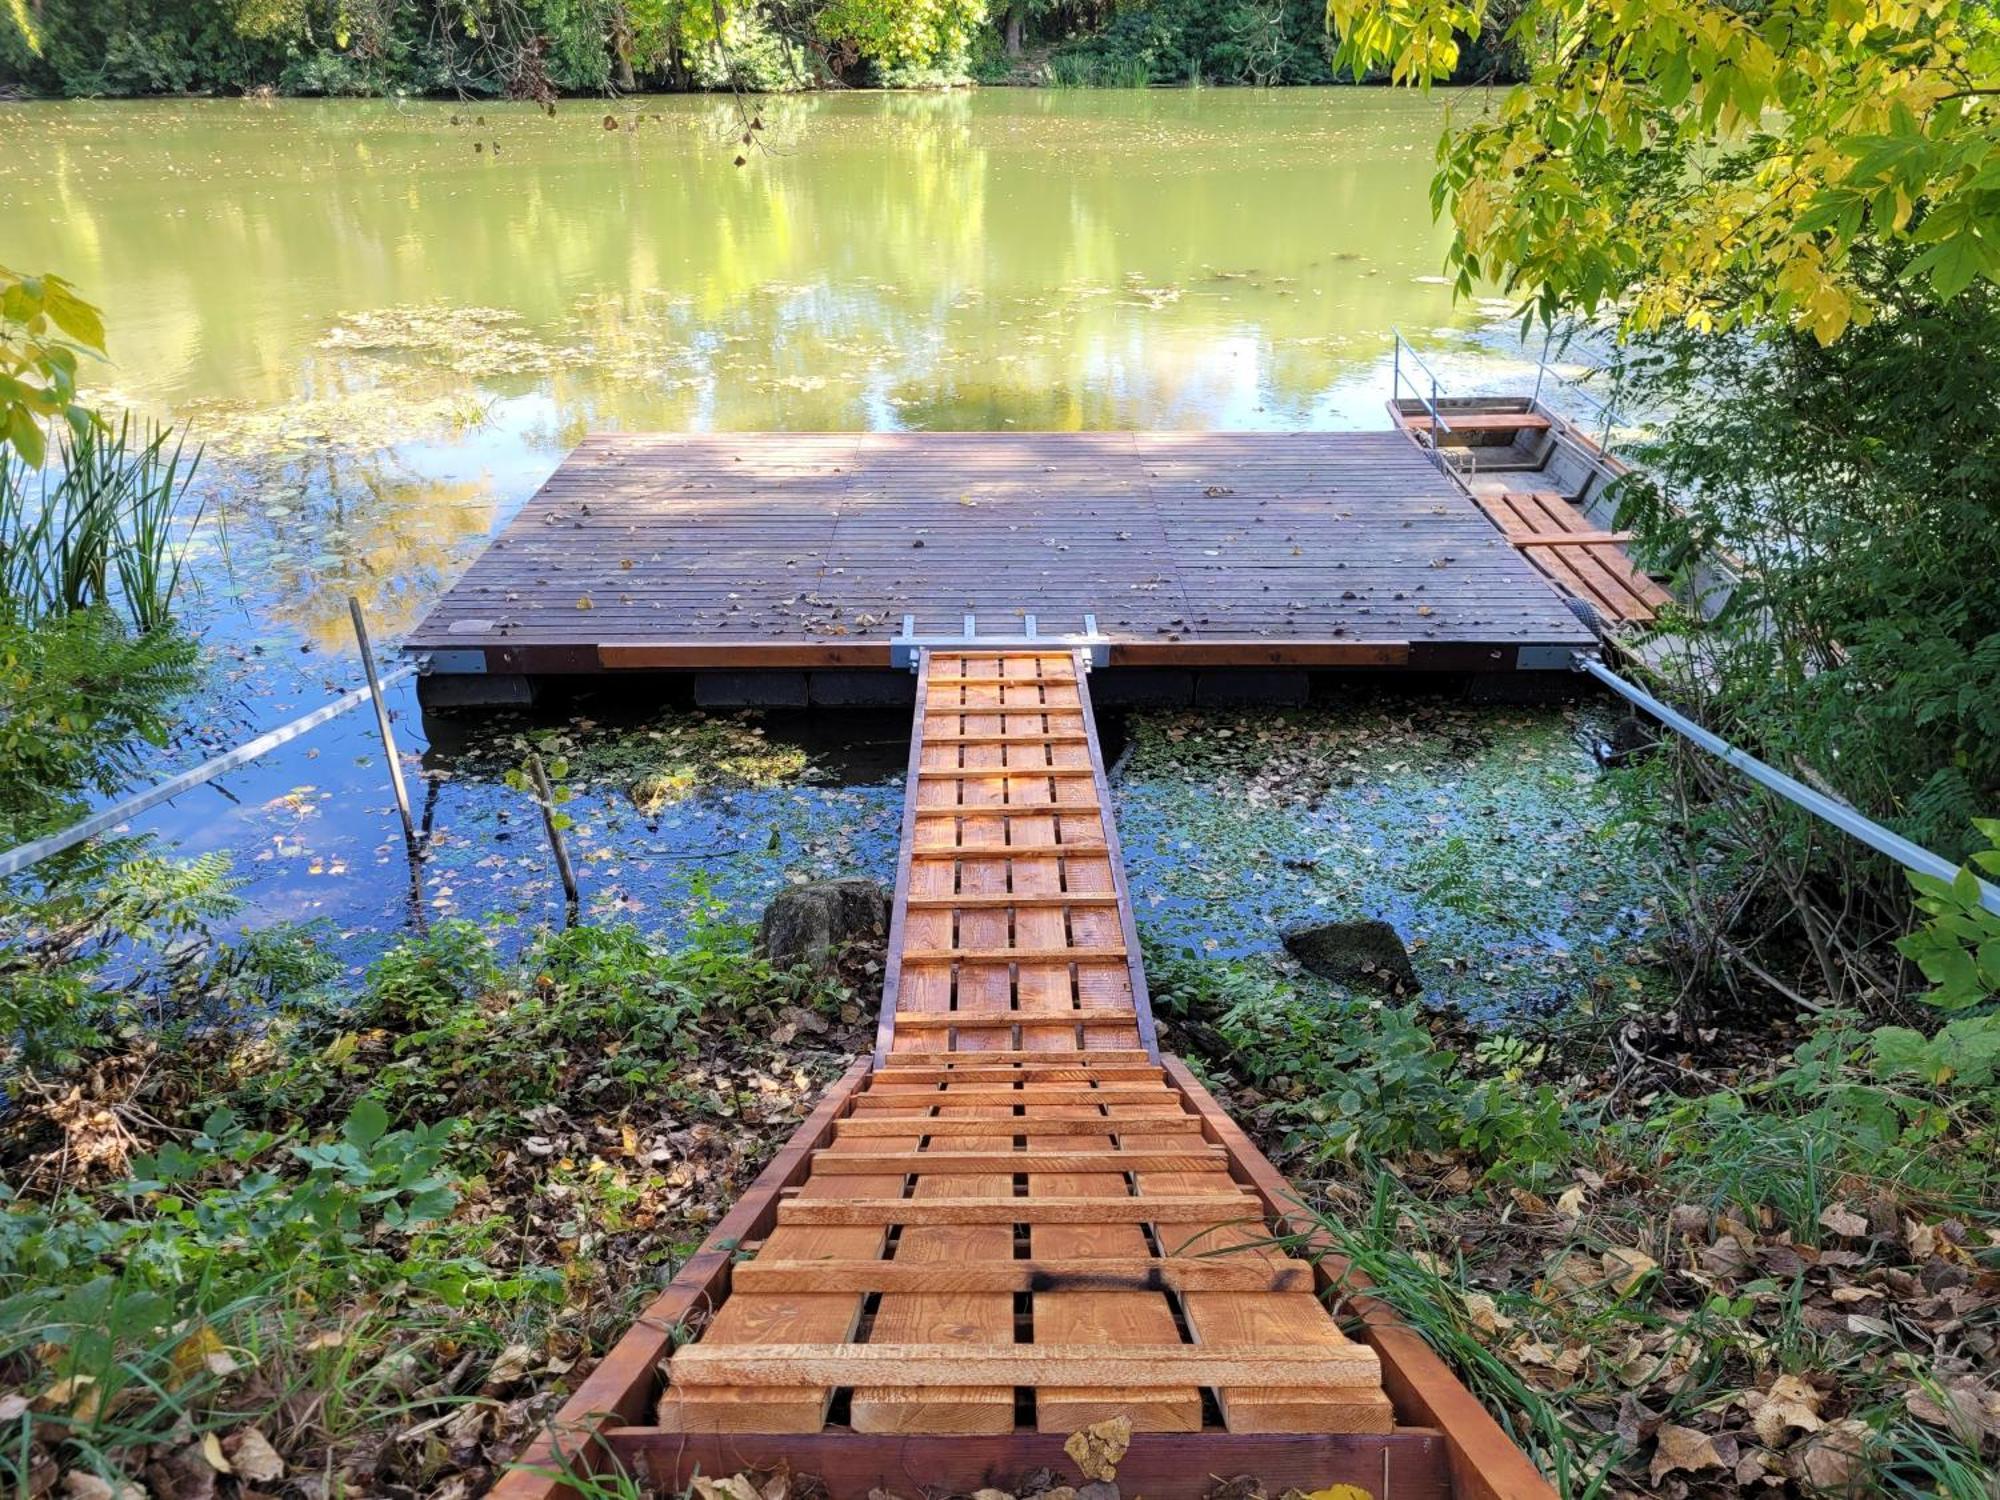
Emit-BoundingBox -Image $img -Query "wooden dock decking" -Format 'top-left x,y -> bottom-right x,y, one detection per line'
493,650 -> 1558,1500
407,431 -> 1593,682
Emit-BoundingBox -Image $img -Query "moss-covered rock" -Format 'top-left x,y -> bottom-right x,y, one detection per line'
1282,918 -> 1421,996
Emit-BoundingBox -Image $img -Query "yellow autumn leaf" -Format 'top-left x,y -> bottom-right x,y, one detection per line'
1302,1485 -> 1376,1500
169,1325 -> 225,1389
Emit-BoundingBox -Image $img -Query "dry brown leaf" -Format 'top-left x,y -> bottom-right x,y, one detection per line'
169,1326 -> 225,1389
1745,1374 -> 1824,1448
1790,1418 -> 1870,1494
485,1342 -> 538,1386
1649,1423 -> 1727,1486
1817,1205 -> 1869,1238
227,1429 -> 285,1484
1902,1217 -> 1936,1259
690,1477 -> 762,1500
1555,1184 -> 1587,1218
1462,1291 -> 1514,1334
197,1434 -> 231,1476
1601,1246 -> 1658,1294
1063,1416 -> 1131,1482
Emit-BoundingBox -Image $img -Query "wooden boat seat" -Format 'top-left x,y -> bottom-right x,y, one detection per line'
1399,410 -> 1551,434
1475,490 -> 1673,624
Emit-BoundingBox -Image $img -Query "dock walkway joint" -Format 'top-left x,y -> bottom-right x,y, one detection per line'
495,650 -> 1556,1500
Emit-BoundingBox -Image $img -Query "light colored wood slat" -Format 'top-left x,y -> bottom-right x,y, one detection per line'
1129,1140 -> 1396,1435
866,1067 -> 1165,1084
887,1006 -> 1133,1027
776,1196 -> 1258,1226
880,1056 -> 1152,1072
807,1149 -> 1221,1173
670,1343 -> 1381,1390
922,733 -> 1091,745
850,1112 -> 1015,1435
1029,1133 -> 1201,1432
902,892 -> 1121,909
916,767 -> 1095,780
656,1148 -> 909,1433
909,841 -> 1109,859
913,802 -> 1102,816
1514,531 -> 1634,547
1403,411 -> 1551,432
894,951 -> 1127,968
729,1257 -> 1314,1294
855,1085 -> 1175,1104
836,1115 -> 1199,1138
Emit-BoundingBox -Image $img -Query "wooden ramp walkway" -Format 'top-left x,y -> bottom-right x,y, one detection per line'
494,650 -> 1555,1500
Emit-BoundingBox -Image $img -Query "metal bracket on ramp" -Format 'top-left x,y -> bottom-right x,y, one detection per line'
892,613 -> 1111,671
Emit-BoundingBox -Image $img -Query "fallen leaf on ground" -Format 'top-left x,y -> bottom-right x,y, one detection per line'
226,1429 -> 285,1483
1818,1205 -> 1869,1238
1650,1423 -> 1727,1486
1064,1416 -> 1131,1482
1601,1246 -> 1658,1293
198,1433 -> 231,1476
1790,1418 -> 1870,1493
1744,1373 -> 1823,1447
1462,1291 -> 1514,1334
484,1342 -> 537,1386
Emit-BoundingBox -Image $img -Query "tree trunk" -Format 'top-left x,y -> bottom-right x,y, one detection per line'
1004,1 -> 1025,57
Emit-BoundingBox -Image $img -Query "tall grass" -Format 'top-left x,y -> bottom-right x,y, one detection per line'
0,414 -> 202,633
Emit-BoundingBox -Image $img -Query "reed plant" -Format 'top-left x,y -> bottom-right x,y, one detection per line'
0,413 -> 201,633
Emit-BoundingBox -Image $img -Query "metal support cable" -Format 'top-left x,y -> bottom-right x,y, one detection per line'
0,663 -> 420,881
1577,654 -> 2000,916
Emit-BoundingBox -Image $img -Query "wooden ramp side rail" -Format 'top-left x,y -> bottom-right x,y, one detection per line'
490,649 -> 1558,1500
1473,491 -> 1673,625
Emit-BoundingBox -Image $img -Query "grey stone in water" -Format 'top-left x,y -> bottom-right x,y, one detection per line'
1282,918 -> 1421,996
759,878 -> 890,977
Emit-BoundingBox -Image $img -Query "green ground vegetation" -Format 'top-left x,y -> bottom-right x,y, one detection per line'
0,912 -> 875,1498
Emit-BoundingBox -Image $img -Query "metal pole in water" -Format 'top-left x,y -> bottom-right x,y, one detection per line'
349,595 -> 419,852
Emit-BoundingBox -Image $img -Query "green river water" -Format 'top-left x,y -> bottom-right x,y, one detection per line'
2,90 -> 1642,976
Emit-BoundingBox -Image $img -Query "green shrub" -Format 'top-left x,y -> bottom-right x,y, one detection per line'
1149,948 -> 1571,1176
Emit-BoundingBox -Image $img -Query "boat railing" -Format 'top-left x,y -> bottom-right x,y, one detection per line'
1389,327 -> 1451,435
1530,337 -> 1621,452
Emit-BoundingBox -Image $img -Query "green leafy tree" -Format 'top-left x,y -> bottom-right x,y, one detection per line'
1325,0 -> 2000,343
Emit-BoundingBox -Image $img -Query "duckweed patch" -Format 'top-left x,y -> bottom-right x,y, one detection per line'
1113,695 -> 1673,1022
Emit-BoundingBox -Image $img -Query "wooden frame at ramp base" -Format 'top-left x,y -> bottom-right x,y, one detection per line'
487,1058 -> 1555,1500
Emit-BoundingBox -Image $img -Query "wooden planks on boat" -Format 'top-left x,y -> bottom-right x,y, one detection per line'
1475,490 -> 1675,624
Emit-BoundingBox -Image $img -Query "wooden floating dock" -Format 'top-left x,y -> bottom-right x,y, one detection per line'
408,431 -> 1593,702
494,651 -> 1556,1500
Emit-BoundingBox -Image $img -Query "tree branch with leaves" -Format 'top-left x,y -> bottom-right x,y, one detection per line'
1326,0 -> 2000,342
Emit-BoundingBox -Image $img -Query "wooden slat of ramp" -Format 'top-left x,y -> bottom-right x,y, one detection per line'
661,648 -> 1390,1437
